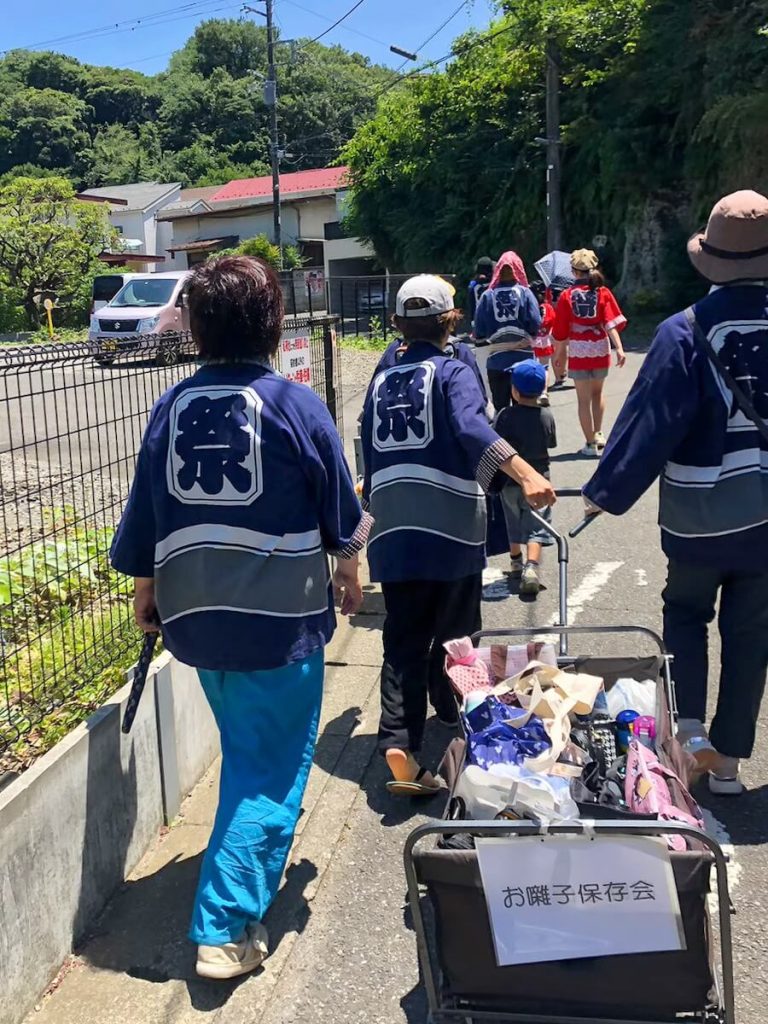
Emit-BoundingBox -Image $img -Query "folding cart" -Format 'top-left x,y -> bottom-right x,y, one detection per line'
404,492 -> 736,1024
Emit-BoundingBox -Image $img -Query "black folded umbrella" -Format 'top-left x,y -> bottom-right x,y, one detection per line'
121,631 -> 159,734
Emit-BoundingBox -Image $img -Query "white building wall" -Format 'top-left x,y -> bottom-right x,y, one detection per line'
293,197 -> 338,240
109,210 -> 145,247
323,236 -> 376,279
156,221 -> 181,269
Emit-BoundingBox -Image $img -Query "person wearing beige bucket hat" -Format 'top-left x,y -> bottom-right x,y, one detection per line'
582,190 -> 768,797
687,189 -> 768,284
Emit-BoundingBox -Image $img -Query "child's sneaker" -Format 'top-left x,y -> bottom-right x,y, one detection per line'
594,430 -> 606,449
580,442 -> 600,458
520,562 -> 541,595
509,555 -> 523,577
709,757 -> 743,796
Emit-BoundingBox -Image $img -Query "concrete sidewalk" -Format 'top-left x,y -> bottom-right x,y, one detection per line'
25,583 -> 389,1024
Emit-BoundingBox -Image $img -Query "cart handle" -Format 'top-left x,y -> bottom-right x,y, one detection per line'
404,819 -> 736,1024
524,489 -> 601,656
471,623 -> 668,656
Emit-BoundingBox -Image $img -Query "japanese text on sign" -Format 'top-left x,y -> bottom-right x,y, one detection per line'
476,837 -> 684,967
502,879 -> 657,908
280,332 -> 312,386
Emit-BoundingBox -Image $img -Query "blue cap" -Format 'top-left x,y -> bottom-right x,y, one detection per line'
509,359 -> 546,397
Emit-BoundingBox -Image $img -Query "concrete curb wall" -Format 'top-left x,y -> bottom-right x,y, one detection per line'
0,656 -> 220,1024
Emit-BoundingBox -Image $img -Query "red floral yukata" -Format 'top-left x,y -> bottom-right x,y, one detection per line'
552,285 -> 626,376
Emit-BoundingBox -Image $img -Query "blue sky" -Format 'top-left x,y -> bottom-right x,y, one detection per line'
2,0 -> 497,75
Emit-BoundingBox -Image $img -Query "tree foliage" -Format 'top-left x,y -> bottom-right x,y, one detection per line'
343,0 -> 768,303
217,234 -> 305,270
0,20 -> 390,191
0,177 -> 114,328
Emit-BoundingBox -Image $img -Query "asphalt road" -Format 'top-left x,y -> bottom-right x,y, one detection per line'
0,354 -> 191,478
270,346 -> 767,1024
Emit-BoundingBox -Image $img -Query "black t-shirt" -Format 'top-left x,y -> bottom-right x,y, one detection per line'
494,404 -> 557,475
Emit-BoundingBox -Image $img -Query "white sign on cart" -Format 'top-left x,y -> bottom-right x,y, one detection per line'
476,836 -> 684,967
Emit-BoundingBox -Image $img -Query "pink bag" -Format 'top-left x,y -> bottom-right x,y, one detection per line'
625,739 -> 704,851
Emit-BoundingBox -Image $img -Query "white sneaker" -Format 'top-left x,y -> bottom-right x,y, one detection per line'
580,443 -> 600,458
196,922 -> 269,980
709,757 -> 744,796
594,430 -> 606,448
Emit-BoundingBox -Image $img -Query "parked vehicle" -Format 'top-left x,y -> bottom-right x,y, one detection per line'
89,272 -> 191,366
90,273 -> 137,313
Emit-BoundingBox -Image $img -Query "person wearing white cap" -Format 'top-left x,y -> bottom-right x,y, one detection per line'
360,275 -> 556,796
583,190 -> 768,796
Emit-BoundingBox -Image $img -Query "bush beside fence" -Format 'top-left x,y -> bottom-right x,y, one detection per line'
0,317 -> 341,780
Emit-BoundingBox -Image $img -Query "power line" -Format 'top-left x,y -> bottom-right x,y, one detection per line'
298,0 -> 368,49
394,0 -> 471,72
280,0 -> 391,50
1,0 -> 239,55
378,20 -> 517,97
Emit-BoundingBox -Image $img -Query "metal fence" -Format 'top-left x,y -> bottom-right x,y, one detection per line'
0,316 -> 341,773
282,273 -> 461,343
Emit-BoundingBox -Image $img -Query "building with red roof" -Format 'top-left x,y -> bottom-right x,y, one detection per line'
156,165 -> 377,293
209,166 -> 349,204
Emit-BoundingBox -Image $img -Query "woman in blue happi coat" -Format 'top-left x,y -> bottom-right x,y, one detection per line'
474,250 -> 542,412
111,256 -> 371,980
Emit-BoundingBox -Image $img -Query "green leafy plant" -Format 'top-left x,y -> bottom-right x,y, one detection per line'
0,508 -> 140,771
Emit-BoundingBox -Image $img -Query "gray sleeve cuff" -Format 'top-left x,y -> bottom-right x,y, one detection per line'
476,438 -> 516,492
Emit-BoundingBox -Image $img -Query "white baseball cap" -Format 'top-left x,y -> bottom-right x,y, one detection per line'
395,275 -> 456,317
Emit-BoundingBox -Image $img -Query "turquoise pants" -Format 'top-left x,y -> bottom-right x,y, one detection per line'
189,651 -> 324,945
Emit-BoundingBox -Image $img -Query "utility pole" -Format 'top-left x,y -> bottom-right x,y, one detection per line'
545,34 -> 563,251
265,0 -> 282,261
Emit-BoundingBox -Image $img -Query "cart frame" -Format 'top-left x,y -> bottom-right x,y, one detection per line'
404,818 -> 735,1024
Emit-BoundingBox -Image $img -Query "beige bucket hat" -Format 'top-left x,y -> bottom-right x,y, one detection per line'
688,190 -> 768,284
570,248 -> 600,272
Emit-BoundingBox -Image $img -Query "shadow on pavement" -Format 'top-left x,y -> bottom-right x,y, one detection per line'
550,451 -> 596,464
698,783 -> 768,847
76,848 -> 318,1011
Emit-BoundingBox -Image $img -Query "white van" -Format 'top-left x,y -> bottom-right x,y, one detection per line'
89,271 -> 192,365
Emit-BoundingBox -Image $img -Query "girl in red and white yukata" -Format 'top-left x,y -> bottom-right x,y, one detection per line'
552,249 -> 627,456
530,280 -> 556,405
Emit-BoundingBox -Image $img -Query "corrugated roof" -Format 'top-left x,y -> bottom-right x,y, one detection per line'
80,181 -> 181,212
210,166 -> 348,203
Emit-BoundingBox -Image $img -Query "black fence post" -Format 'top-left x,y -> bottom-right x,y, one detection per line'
322,318 -> 339,430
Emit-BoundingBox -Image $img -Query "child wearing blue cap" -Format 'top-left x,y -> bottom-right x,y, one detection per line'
494,360 -> 557,594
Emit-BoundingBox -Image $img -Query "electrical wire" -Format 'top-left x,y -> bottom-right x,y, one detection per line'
378,19 -> 517,97
280,0 -> 390,50
394,0 -> 471,72
295,0 -> 368,50
1,0 -> 240,55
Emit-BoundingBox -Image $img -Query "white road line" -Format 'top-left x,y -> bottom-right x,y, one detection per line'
634,569 -> 648,587
559,561 -> 624,623
701,808 -> 741,907
482,560 -> 624,633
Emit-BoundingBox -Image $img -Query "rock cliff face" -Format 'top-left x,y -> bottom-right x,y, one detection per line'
616,195 -> 692,307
